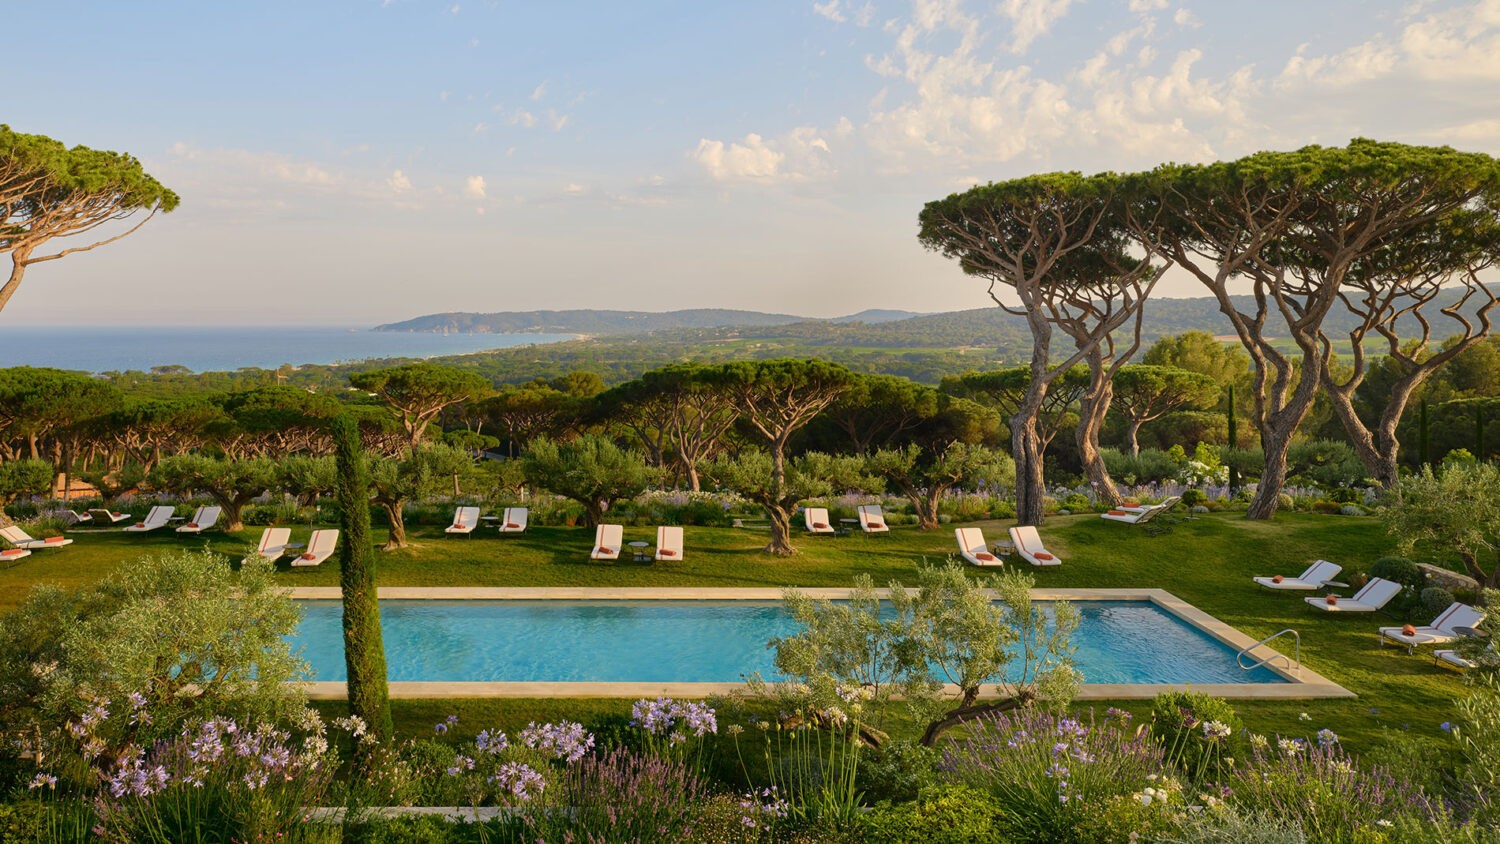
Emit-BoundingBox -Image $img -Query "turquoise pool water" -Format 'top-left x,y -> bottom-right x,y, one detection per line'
290,600 -> 1285,685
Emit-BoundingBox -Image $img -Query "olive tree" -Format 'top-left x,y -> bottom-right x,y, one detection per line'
0,459 -> 52,513
0,549 -> 306,755
772,564 -> 1078,747
522,434 -> 660,527
1385,461 -> 1500,588
703,450 -> 874,556
368,444 -> 474,549
702,359 -> 854,553
149,454 -> 278,532
867,443 -> 1014,530
0,125 -> 178,314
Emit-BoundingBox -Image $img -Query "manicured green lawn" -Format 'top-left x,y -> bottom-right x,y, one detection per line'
1,511 -> 1468,754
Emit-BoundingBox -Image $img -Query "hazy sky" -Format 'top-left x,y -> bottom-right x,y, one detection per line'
6,0 -> 1499,326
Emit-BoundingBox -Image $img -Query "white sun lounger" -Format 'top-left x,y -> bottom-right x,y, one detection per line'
63,509 -> 92,524
1254,560 -> 1343,591
89,508 -> 133,524
1,525 -> 73,550
1303,577 -> 1402,613
246,527 -> 292,562
291,529 -> 339,567
857,504 -> 889,533
1100,501 -> 1171,524
176,505 -> 222,534
446,506 -> 481,536
0,548 -> 31,563
655,526 -> 683,561
591,524 -> 623,561
955,527 -> 1002,567
1434,649 -> 1477,670
123,506 -> 175,533
1009,525 -> 1061,567
497,507 -> 528,534
804,507 -> 836,535
1380,603 -> 1487,653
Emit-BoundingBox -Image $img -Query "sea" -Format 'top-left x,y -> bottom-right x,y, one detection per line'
0,326 -> 575,374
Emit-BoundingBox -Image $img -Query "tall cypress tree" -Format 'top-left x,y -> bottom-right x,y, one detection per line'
332,414 -> 393,753
1478,404 -> 1487,462
1226,384 -> 1239,494
1419,400 -> 1431,467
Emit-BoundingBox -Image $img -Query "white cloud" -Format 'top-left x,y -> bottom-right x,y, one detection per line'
1173,7 -> 1200,28
693,134 -> 784,181
998,0 -> 1078,53
692,128 -> 835,183
387,170 -> 412,193
167,142 -> 337,188
814,1 -> 846,23
511,110 -> 538,129
465,175 -> 487,199
531,82 -> 548,101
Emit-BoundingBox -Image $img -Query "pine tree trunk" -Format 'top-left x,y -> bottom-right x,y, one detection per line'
332,415 -> 393,758
1012,396 -> 1047,527
1076,361 -> 1121,506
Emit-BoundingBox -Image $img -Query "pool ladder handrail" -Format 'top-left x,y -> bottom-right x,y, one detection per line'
1237,629 -> 1301,676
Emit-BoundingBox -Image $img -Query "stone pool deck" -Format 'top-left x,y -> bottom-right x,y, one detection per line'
287,587 -> 1354,701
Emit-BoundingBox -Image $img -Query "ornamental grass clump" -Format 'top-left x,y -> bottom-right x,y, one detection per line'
937,707 -> 1165,843
1229,732 -> 1437,843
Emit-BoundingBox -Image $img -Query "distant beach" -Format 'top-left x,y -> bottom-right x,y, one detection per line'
0,325 -> 575,373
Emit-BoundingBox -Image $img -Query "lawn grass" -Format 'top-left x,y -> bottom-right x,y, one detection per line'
1,511 -> 1469,755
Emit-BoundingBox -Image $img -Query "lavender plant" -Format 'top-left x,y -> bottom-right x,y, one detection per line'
520,746 -> 716,843
1226,733 -> 1437,843
938,707 -> 1165,843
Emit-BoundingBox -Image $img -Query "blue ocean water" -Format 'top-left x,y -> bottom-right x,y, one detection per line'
289,600 -> 1286,685
0,326 -> 574,373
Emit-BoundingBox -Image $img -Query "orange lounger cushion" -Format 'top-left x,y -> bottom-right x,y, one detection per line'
866,521 -> 884,529
973,552 -> 997,562
1272,575 -> 1284,583
300,553 -> 317,561
133,522 -> 146,528
505,522 -> 521,529
45,536 -> 66,543
812,522 -> 829,529
185,523 -> 199,529
1,549 -> 24,557
1401,623 -> 1417,636
595,547 -> 616,556
1326,595 -> 1338,605
659,549 -> 677,557
1107,509 -> 1128,516
1034,552 -> 1054,561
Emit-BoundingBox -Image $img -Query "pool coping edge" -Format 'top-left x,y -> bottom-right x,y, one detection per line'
288,587 -> 1354,701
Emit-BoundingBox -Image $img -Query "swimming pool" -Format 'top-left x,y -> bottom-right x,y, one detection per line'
289,597 -> 1286,686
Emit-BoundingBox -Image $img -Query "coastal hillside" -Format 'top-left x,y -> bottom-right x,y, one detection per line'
376,308 -> 811,335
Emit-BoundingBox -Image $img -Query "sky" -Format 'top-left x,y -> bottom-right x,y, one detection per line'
5,0 -> 1499,326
